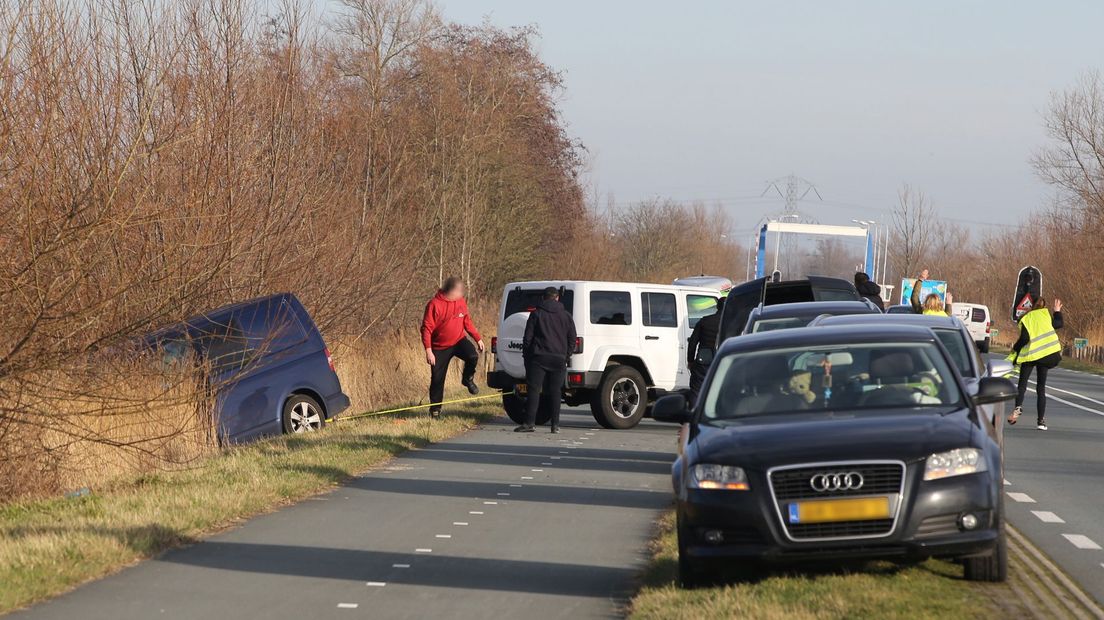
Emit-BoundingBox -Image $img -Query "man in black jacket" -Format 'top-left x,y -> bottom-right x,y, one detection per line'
854,272 -> 885,311
686,297 -> 725,404
517,287 -> 577,433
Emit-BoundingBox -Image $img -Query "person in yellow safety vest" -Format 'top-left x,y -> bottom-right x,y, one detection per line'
921,292 -> 953,316
1007,297 -> 1064,431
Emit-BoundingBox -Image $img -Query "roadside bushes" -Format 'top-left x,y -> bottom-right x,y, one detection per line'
0,0 -> 580,500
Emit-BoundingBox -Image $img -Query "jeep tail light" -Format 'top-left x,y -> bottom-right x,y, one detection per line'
568,372 -> 585,386
491,336 -> 498,354
986,321 -> 991,334
324,347 -> 335,372
574,337 -> 584,354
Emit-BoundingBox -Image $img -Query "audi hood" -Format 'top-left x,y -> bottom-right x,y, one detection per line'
689,407 -> 977,469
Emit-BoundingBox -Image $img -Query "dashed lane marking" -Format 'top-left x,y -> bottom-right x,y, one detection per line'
541,462 -> 553,465
453,522 -> 468,526
1007,492 -> 1036,503
497,492 -> 510,496
551,456 -> 562,459
392,564 -> 410,568
469,511 -> 484,515
366,582 -> 386,587
483,501 -> 498,505
1062,534 -> 1102,550
521,476 -> 533,480
337,603 -> 359,609
509,484 -> 523,487
1031,511 -> 1066,524
531,469 -> 544,472
435,534 -> 451,539
415,548 -> 432,553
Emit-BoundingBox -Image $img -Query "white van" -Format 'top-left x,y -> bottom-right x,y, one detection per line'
951,302 -> 992,352
488,280 -> 726,429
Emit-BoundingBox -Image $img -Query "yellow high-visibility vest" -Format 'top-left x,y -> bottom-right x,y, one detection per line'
922,309 -> 949,316
1017,308 -> 1061,363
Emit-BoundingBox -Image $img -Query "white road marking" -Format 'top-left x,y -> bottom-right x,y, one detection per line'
551,456 -> 562,459
366,582 -> 386,587
1025,386 -> 1104,418
531,469 -> 544,472
1003,479 -> 1011,486
435,534 -> 451,539
392,564 -> 410,568
1007,492 -> 1036,503
415,548 -> 432,553
1031,510 -> 1066,523
497,492 -> 510,496
586,432 -> 595,435
558,451 -> 569,454
483,501 -> 498,505
521,476 -> 533,480
453,522 -> 468,526
337,603 -> 359,609
509,484 -> 523,487
541,462 -> 553,465
469,511 -> 484,515
1062,534 -> 1103,550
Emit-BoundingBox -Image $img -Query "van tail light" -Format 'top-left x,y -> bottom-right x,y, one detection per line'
574,337 -> 584,354
325,347 -> 336,372
491,336 -> 498,354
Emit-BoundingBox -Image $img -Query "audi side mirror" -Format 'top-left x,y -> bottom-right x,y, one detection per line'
986,359 -> 1013,378
974,377 -> 1017,405
652,394 -> 692,424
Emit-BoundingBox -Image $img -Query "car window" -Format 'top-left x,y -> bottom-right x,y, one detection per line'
237,299 -> 309,357
933,328 -> 974,377
590,291 -> 632,325
751,316 -> 814,333
642,292 -> 677,328
194,315 -> 252,374
504,288 -> 575,317
815,289 -> 859,302
971,308 -> 987,323
687,295 -> 718,329
703,342 -> 962,419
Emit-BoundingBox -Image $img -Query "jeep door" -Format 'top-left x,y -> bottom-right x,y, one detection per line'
639,290 -> 681,390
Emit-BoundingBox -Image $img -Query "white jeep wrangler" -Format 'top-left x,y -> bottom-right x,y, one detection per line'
487,280 -> 727,429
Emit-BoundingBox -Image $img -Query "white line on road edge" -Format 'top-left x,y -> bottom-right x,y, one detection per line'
392,564 -> 410,568
415,548 -> 432,553
541,462 -> 553,465
435,534 -> 451,539
497,492 -> 510,496
338,603 -> 359,608
531,469 -> 544,472
509,484 -> 523,487
521,476 -> 533,480
1062,534 -> 1103,550
1025,386 -> 1104,418
551,456 -> 562,459
483,501 -> 498,505
1007,492 -> 1036,503
469,511 -> 483,515
453,522 -> 468,526
366,582 -> 386,587
1031,511 -> 1066,524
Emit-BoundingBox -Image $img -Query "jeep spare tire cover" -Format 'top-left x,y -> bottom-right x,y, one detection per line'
497,311 -> 530,379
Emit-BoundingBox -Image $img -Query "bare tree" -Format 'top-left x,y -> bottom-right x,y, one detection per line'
890,184 -> 938,280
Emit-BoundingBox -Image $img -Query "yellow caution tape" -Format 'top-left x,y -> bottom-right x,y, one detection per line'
334,392 -> 502,423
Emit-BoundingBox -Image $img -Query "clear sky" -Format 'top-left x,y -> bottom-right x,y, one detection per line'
433,0 -> 1104,235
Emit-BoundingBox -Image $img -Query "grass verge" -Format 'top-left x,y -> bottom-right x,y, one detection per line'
628,512 -> 1025,620
0,402 -> 496,614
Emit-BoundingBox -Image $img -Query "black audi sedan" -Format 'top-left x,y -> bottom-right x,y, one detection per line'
654,324 -> 1016,588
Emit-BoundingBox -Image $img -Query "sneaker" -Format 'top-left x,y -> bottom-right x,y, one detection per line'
513,425 -> 534,433
1007,406 -> 1022,425
463,379 -> 480,395
1037,422 -> 1048,431
430,409 -> 441,419
550,426 -> 560,434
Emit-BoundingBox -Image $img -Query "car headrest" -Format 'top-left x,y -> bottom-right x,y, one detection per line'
870,351 -> 915,380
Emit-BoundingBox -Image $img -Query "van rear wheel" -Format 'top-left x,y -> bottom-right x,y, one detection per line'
591,366 -> 647,429
283,394 -> 325,434
502,392 -> 552,426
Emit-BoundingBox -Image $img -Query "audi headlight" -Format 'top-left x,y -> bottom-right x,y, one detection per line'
924,448 -> 987,481
689,464 -> 749,490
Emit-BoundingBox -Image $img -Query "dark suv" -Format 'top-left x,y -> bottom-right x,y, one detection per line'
148,293 -> 350,443
718,276 -> 861,345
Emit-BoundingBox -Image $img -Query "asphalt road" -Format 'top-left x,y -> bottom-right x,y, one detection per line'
14,409 -> 677,620
999,363 -> 1104,605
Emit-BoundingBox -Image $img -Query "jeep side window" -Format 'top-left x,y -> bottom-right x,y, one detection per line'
590,291 -> 632,325
642,292 -> 677,328
686,295 -> 718,328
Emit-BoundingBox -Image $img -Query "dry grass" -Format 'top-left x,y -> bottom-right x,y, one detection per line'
628,512 -> 1011,620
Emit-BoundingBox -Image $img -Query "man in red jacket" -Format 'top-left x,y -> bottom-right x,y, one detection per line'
421,277 -> 485,418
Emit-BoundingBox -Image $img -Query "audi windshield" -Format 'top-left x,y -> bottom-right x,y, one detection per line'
702,342 -> 962,419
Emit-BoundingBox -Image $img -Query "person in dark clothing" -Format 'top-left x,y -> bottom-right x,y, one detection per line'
854,272 -> 885,311
1008,297 -> 1063,430
909,268 -> 930,314
517,287 -> 577,434
686,297 -> 725,404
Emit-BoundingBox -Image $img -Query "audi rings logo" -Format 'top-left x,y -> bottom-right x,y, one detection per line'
809,471 -> 864,492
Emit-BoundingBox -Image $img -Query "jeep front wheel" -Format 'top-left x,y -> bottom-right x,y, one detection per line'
591,366 -> 647,429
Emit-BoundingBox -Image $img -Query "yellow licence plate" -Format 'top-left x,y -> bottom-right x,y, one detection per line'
515,384 -> 527,396
788,497 -> 891,524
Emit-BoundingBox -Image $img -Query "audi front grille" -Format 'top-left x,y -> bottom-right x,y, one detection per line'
767,461 -> 907,542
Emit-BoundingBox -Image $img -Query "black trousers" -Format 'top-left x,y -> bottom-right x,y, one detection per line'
525,363 -> 566,427
428,339 -> 479,414
688,363 -> 708,405
1014,361 -> 1050,423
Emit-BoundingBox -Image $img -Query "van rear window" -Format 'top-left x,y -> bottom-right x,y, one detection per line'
971,308 -> 986,323
504,288 -> 574,318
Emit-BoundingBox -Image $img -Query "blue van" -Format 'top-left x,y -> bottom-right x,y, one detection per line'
149,293 -> 350,443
